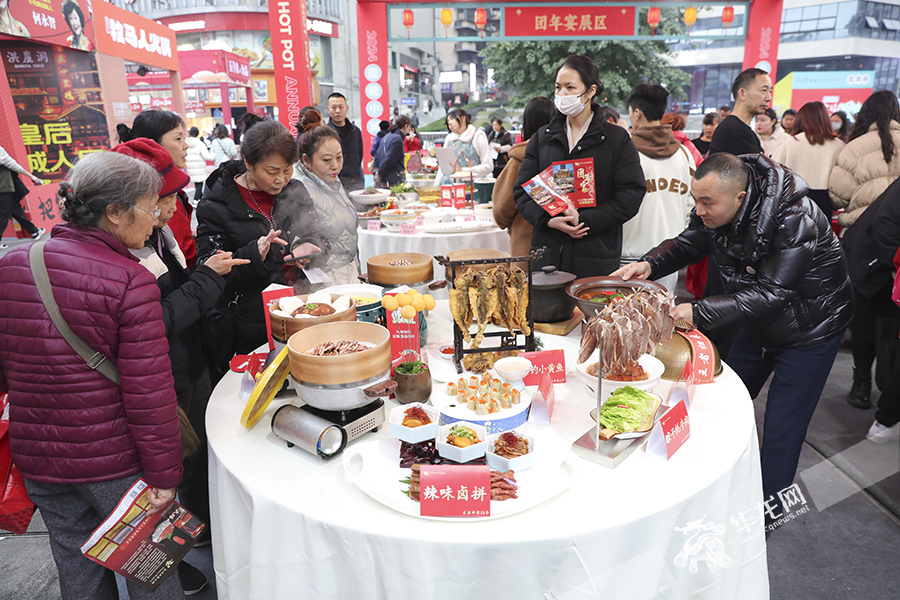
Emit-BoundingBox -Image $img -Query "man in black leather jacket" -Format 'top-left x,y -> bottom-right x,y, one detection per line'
616,153 -> 853,522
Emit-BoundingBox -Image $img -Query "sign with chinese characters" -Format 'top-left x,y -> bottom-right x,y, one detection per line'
742,0 -> 784,81
520,349 -> 566,386
261,284 -> 294,351
184,100 -> 205,112
0,0 -> 94,51
504,6 -> 635,38
91,0 -> 178,71
528,373 -> 556,424
646,399 -> 690,460
269,0 -> 314,138
149,96 -> 173,109
356,1 -> 389,169
677,329 -> 716,384
2,41 -> 110,186
419,465 -> 491,517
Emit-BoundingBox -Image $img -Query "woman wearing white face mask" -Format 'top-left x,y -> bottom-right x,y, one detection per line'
513,55 -> 645,277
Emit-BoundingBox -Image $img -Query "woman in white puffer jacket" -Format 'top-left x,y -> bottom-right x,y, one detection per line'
185,127 -> 213,201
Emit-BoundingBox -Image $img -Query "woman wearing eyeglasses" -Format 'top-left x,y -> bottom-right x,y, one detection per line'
0,150 -> 188,599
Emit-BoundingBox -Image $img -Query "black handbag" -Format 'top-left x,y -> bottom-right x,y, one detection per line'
204,293 -> 241,382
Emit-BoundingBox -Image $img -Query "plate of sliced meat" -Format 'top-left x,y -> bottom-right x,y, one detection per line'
342,438 -> 579,521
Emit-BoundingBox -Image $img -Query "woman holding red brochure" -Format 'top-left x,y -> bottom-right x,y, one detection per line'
513,55 -> 645,277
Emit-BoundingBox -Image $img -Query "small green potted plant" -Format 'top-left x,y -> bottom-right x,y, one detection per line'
391,182 -> 419,207
393,359 -> 432,404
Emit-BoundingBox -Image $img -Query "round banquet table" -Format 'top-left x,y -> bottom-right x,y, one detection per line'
356,225 -> 511,297
207,301 -> 768,600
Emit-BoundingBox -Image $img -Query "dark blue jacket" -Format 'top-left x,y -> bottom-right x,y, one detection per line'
375,131 -> 406,186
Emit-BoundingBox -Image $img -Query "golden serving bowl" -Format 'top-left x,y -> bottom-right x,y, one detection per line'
653,323 -> 723,381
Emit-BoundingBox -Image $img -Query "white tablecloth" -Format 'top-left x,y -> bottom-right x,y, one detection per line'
207,302 -> 768,600
357,226 -> 511,297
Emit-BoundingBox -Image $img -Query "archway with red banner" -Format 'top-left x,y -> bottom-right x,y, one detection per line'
266,1 -> 782,156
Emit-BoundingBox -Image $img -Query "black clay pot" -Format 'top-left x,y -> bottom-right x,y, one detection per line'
530,265 -> 577,323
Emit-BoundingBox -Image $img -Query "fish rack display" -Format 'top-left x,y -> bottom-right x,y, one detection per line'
435,248 -> 544,374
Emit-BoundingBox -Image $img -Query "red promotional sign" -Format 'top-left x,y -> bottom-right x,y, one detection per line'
92,0 -> 179,72
419,465 -> 491,517
504,6 -> 635,37
184,100 -> 206,112
262,286 -> 295,351
150,97 -> 173,109
224,55 -> 251,85
0,0 -> 94,51
357,2 -> 390,169
520,350 -> 566,386
678,329 -> 716,384
528,373 -> 556,424
658,399 -> 690,459
269,0 -> 314,138
742,0 -> 784,82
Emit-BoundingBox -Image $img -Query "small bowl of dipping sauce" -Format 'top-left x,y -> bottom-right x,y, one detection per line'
438,345 -> 455,360
493,357 -> 533,382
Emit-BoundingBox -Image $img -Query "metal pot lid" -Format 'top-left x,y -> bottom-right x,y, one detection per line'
531,265 -> 577,289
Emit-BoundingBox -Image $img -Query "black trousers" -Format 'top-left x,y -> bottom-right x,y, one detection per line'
176,369 -> 212,526
0,191 -> 38,237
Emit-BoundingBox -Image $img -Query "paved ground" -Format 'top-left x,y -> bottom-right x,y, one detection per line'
2,238 -> 898,599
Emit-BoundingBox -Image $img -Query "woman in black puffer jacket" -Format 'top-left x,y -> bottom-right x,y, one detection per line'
514,55 -> 645,277
197,121 -> 329,379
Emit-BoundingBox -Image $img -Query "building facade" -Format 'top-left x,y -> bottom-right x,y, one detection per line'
668,1 -> 900,117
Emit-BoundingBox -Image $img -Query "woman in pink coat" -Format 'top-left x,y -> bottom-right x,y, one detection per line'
0,151 -> 186,599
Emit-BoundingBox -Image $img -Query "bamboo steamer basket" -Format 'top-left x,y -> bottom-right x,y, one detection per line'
287,321 -> 391,386
367,252 -> 433,285
444,248 -> 510,279
269,294 -> 356,343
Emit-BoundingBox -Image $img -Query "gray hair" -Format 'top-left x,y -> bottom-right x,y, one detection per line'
59,152 -> 161,227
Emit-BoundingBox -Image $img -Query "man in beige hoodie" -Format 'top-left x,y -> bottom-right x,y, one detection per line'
622,84 -> 695,293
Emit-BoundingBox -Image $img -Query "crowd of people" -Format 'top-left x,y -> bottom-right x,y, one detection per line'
2,53 -> 900,597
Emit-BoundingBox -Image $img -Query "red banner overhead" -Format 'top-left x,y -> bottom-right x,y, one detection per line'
504,6 -> 635,37
357,1 -> 389,166
268,0 -> 313,138
742,0 -> 784,82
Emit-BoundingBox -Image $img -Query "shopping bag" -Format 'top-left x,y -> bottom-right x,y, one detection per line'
0,394 -> 36,534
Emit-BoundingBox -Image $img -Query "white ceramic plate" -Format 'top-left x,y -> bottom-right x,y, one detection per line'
574,353 -> 664,400
349,189 -> 391,205
430,379 -> 531,423
342,438 -> 579,521
419,220 -> 495,234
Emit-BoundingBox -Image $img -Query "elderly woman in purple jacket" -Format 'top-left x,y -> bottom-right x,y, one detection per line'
0,152 -> 187,599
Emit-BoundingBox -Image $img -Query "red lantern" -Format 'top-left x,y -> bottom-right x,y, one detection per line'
474,8 -> 487,38
722,6 -> 735,28
402,9 -> 414,39
441,8 -> 453,38
647,7 -> 661,36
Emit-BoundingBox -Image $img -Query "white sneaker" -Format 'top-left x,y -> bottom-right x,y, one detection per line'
31,228 -> 45,240
0,243 -> 8,249
866,420 -> 900,444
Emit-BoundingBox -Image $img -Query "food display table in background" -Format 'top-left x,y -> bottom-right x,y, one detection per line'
207,301 -> 768,600
357,226 -> 510,297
